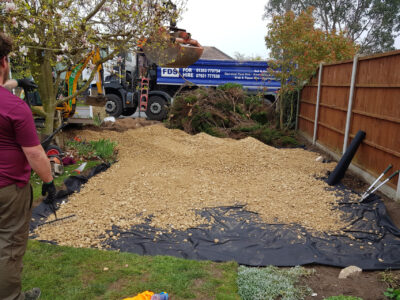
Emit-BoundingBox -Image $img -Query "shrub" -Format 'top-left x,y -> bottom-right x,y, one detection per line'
237,265 -> 314,300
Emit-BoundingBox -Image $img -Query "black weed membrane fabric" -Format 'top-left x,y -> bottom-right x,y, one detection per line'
29,163 -> 110,231
30,169 -> 400,270
102,193 -> 400,270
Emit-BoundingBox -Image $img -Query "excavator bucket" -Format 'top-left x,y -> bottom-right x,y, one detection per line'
143,43 -> 204,68
142,27 -> 204,68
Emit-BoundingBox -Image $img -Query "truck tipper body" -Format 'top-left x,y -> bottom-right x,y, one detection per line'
155,59 -> 281,102
97,55 -> 280,120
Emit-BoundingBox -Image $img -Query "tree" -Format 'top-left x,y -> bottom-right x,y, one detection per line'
233,52 -> 264,61
1,0 -> 184,134
264,0 -> 400,54
265,8 -> 358,129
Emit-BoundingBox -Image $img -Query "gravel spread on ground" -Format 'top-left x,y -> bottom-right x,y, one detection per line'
33,122 -> 350,249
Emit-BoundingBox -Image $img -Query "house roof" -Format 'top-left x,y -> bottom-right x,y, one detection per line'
200,46 -> 233,60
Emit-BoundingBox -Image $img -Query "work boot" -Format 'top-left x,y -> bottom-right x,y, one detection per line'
24,288 -> 41,300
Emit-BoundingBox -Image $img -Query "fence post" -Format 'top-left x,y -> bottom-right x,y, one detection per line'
295,90 -> 300,131
343,55 -> 359,154
313,63 -> 323,144
397,176 -> 400,202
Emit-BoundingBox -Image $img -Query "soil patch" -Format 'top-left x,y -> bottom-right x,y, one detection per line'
303,265 -> 400,300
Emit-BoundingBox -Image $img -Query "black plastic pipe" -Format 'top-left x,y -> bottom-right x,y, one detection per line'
327,130 -> 366,186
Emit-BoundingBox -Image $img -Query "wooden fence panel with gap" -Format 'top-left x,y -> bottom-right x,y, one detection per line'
298,50 -> 400,201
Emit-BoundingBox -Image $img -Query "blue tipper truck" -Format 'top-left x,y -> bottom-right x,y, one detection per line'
155,59 -> 280,102
100,57 -> 281,120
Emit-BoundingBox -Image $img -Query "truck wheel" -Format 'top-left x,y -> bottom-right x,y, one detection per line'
146,95 -> 167,121
105,94 -> 123,118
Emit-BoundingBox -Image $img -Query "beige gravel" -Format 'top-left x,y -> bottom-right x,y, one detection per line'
33,123 -> 350,248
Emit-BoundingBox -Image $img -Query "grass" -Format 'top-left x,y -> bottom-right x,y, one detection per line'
237,265 -> 314,300
30,160 -> 101,202
22,240 -> 239,300
30,137 -> 117,202
66,138 -> 117,163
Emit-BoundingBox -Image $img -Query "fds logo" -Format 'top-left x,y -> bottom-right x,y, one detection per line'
161,68 -> 179,77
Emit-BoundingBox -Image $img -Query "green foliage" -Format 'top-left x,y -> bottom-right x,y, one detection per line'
324,296 -> 362,300
66,140 -> 93,158
217,83 -> 244,91
264,0 -> 400,54
237,265 -> 314,300
380,270 -> 400,289
233,52 -> 265,61
384,288 -> 400,299
22,240 -> 240,299
93,114 -> 102,127
168,86 -> 300,148
0,0 -> 184,134
90,139 -> 117,163
250,111 -> 269,125
233,125 -> 299,148
30,160 -> 101,201
265,8 -> 358,129
66,138 -> 117,163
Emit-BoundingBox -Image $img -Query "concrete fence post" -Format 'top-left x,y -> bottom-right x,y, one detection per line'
313,63 -> 323,145
396,176 -> 400,202
343,55 -> 359,154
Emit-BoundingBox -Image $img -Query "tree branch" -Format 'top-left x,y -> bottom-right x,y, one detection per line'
55,37 -> 133,106
83,0 -> 107,24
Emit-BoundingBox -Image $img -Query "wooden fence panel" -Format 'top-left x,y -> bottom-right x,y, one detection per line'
323,62 -> 353,84
298,50 -> 400,199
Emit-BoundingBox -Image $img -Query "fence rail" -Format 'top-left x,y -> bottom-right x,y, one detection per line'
298,50 -> 400,201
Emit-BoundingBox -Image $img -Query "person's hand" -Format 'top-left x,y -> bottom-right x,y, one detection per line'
17,79 -> 38,91
42,181 -> 56,204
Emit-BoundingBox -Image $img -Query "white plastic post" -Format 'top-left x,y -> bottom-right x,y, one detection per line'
343,55 -> 359,154
313,63 -> 323,144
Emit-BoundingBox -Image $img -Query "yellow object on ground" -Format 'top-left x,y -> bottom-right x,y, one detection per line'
123,290 -> 154,300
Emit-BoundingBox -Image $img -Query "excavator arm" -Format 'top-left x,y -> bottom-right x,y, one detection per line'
60,48 -> 104,118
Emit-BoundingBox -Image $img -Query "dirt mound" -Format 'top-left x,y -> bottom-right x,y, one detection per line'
33,124 -> 353,249
101,118 -> 160,131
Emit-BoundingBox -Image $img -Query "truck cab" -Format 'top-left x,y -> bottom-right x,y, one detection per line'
87,50 -> 172,121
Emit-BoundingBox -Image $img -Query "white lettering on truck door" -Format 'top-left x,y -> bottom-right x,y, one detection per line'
161,68 -> 179,78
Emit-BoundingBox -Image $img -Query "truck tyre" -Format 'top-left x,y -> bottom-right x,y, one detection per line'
146,95 -> 167,121
105,94 -> 123,118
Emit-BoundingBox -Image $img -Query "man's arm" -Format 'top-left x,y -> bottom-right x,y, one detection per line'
2,79 -> 18,91
22,145 -> 53,183
2,79 -> 37,92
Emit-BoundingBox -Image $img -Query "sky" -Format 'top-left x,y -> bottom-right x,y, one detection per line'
179,0 -> 269,59
179,0 -> 400,60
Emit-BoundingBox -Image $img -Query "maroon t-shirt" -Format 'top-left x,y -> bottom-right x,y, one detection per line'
0,86 -> 40,188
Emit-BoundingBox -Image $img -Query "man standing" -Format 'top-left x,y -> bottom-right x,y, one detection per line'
0,33 -> 56,299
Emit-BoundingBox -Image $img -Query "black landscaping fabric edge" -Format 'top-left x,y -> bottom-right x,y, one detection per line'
29,163 -> 110,231
30,168 -> 400,270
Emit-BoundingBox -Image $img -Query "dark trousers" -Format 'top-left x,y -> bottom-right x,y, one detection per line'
0,184 -> 32,300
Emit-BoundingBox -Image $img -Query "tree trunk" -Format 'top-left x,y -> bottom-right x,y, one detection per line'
30,50 -> 56,136
280,93 -> 284,130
